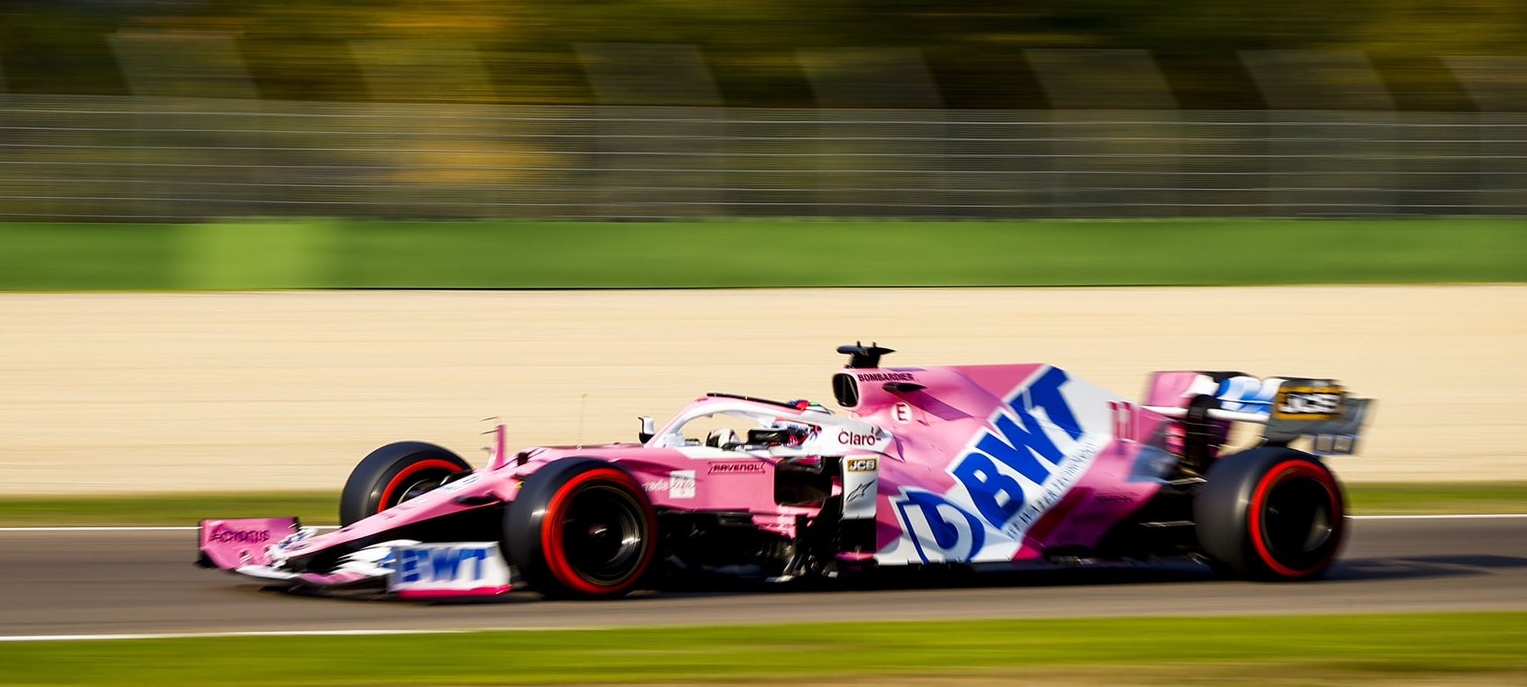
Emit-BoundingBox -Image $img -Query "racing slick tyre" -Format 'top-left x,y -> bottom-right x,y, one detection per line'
338,442 -> 473,527
505,458 -> 658,599
1194,447 -> 1346,581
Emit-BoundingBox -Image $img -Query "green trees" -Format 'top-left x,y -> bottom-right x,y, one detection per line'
1,0 -> 1523,108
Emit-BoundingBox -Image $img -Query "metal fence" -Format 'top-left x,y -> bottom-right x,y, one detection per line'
2,95 -> 1524,220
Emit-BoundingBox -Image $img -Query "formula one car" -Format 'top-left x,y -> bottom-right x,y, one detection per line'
198,344 -> 1373,598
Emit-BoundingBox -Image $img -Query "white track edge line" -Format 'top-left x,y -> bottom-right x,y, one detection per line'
0,628 -> 507,643
0,628 -> 589,644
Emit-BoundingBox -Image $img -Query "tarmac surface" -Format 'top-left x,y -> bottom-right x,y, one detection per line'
2,517 -> 1523,637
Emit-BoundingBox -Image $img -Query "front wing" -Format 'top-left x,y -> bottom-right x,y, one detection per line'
197,517 -> 512,598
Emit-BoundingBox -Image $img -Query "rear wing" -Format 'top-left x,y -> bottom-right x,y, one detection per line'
1143,373 -> 1374,456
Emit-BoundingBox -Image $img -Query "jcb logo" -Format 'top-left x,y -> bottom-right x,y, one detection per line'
846,458 -> 877,472
1275,388 -> 1343,419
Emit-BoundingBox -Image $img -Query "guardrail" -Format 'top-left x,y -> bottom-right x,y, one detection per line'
3,96 -> 1523,220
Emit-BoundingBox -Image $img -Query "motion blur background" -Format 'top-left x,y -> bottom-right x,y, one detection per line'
3,1 -> 1526,494
2,7 -> 1525,683
2,0 -> 1526,219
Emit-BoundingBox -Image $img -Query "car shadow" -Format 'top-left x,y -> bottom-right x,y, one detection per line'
262,553 -> 1527,604
643,563 -> 1219,598
654,553 -> 1527,597
1325,554 -> 1527,582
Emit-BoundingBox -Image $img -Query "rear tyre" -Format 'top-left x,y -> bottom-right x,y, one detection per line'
505,458 -> 657,599
1194,447 -> 1345,581
338,442 -> 472,527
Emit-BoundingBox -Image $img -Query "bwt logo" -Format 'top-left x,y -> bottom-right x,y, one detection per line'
893,366 -> 1096,564
894,490 -> 986,562
948,366 -> 1082,533
395,545 -> 493,584
206,526 -> 271,545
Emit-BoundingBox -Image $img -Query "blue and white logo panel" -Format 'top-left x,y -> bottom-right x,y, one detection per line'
388,542 -> 511,598
887,366 -> 1109,565
891,489 -> 995,563
1205,375 -> 1285,414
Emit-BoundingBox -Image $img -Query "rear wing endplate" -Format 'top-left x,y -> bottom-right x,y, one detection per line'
1144,377 -> 1374,456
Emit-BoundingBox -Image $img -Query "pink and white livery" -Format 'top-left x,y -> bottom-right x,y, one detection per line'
198,344 -> 1374,598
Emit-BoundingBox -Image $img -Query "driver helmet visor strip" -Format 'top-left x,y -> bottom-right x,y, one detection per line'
762,419 -> 820,447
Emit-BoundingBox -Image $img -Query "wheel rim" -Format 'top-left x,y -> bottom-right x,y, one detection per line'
377,459 -> 465,512
1252,463 -> 1339,576
395,474 -> 449,503
557,483 -> 648,586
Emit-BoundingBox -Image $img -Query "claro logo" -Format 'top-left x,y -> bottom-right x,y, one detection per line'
207,526 -> 271,545
838,430 -> 879,446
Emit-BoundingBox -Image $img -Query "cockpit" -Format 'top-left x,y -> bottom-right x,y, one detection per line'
646,394 -> 832,453
643,392 -> 892,458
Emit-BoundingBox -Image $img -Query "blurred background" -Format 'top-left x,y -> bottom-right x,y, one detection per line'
2,0 -> 1526,220
3,2 -> 1526,495
1,8 -> 1523,679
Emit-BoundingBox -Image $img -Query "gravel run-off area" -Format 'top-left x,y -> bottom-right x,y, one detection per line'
2,285 -> 1523,495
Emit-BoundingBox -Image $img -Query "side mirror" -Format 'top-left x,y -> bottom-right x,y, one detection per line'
638,416 -> 655,444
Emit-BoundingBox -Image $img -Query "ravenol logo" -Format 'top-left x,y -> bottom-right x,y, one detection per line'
892,366 -> 1101,564
389,542 -> 511,596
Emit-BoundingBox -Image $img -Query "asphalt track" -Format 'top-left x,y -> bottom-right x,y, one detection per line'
2,517 -> 1524,639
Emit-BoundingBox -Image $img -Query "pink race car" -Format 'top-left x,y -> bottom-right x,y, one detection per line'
198,344 -> 1373,599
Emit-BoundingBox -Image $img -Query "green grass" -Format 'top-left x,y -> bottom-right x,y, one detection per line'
1,613 -> 1523,685
2,218 -> 1525,290
0,482 -> 1521,527
1345,482 -> 1527,515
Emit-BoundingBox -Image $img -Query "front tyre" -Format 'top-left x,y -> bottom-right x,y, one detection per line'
505,458 -> 657,599
1194,447 -> 1346,581
338,442 -> 472,526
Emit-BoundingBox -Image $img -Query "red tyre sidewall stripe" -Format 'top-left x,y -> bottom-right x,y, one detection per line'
541,468 -> 656,596
1247,459 -> 1341,579
377,459 -> 465,513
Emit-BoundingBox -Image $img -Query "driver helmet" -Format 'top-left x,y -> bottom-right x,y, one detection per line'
754,419 -> 818,448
